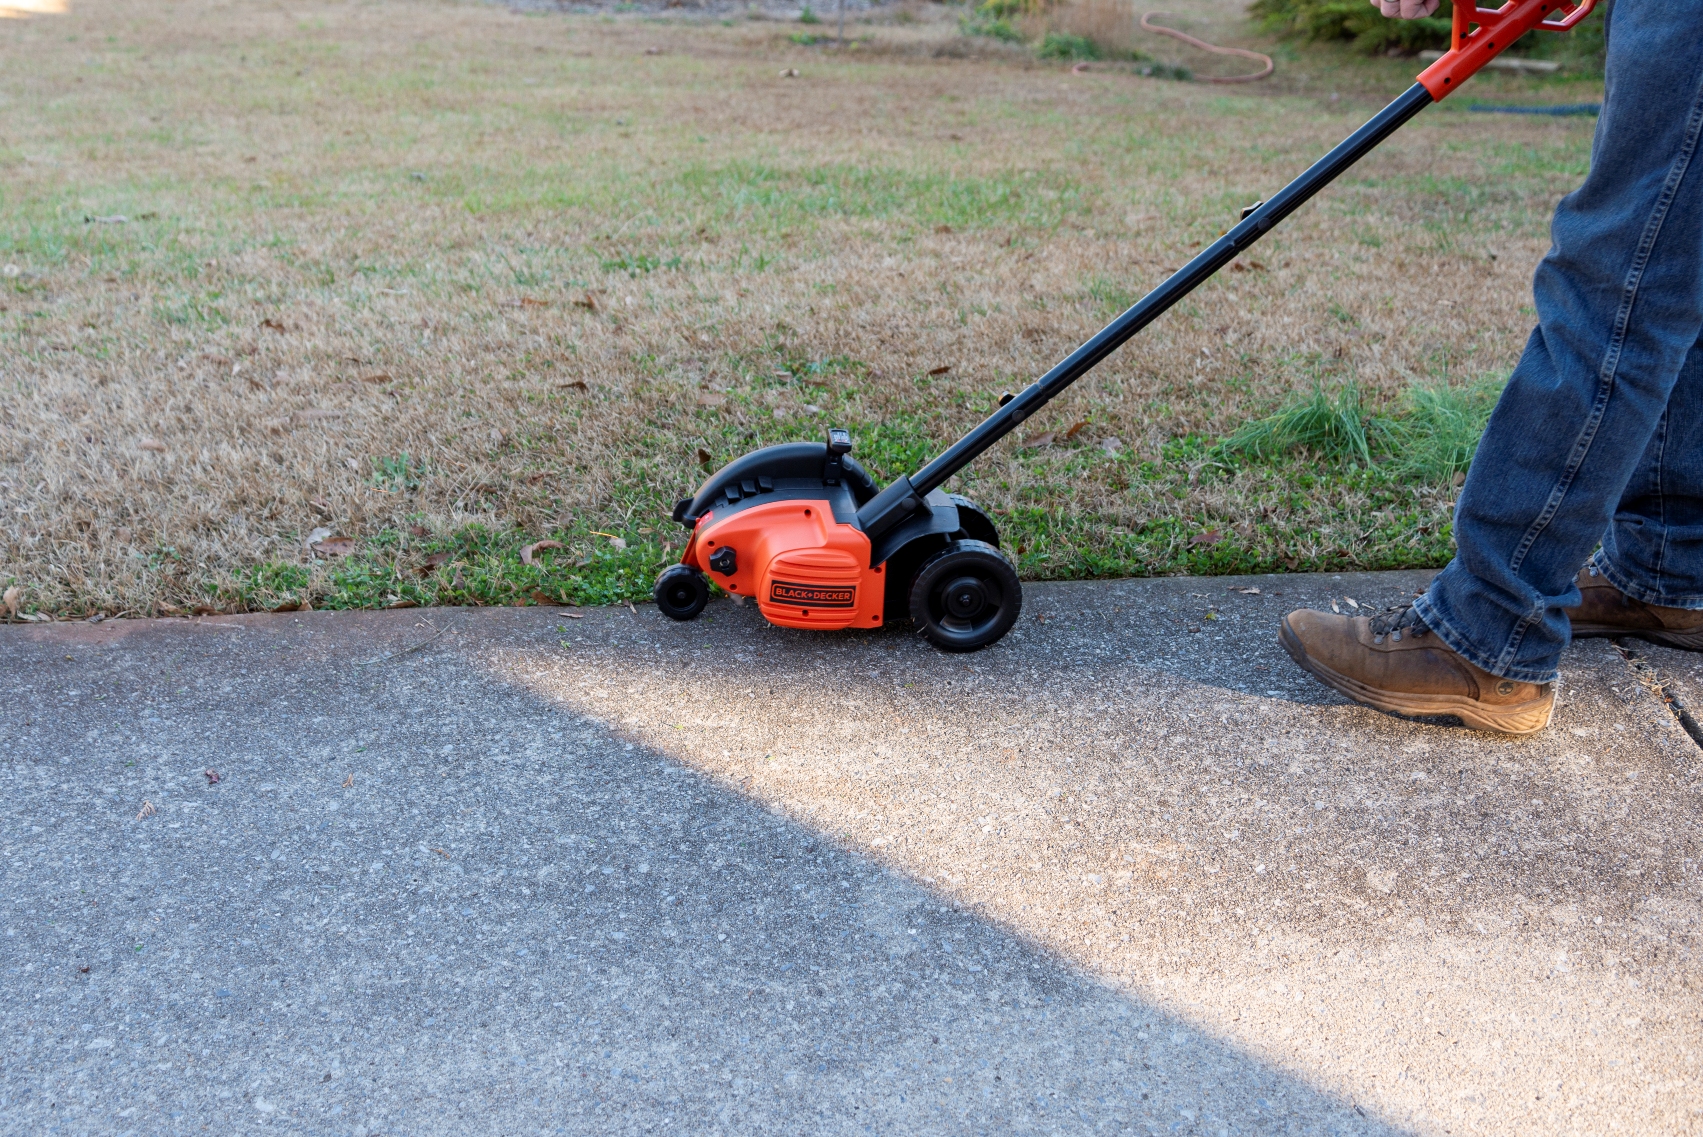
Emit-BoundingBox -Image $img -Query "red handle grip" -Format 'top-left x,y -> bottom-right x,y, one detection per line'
1416,0 -> 1599,101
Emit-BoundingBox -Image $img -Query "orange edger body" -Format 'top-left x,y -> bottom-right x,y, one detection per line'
654,0 -> 1598,653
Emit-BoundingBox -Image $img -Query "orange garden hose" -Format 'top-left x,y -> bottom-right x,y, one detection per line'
1138,11 -> 1275,84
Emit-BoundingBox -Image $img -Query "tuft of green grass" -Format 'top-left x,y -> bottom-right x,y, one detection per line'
1380,377 -> 1503,484
1215,376 -> 1505,484
1218,381 -> 1376,466
798,5 -> 821,25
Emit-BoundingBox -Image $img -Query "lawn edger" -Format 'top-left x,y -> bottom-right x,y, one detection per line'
655,0 -> 1599,652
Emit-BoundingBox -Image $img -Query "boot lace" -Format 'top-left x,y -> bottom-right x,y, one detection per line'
1369,602 -> 1430,645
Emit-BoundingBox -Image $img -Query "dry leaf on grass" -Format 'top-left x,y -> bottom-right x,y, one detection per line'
697,447 -> 714,470
387,598 -> 417,609
778,67 -> 799,77
343,457 -> 360,471
1022,432 -> 1055,449
138,438 -> 167,452
557,380 -> 589,392
572,295 -> 599,311
525,472 -> 546,484
1190,529 -> 1223,547
520,297 -> 549,307
933,226 -> 953,235
696,392 -> 725,407
260,318 -> 287,332
310,534 -> 356,557
2,585 -> 20,617
1099,436 -> 1123,456
591,531 -> 627,550
409,525 -> 430,538
520,539 -> 563,565
563,612 -> 584,620
418,551 -> 452,574
927,365 -> 951,376
1064,420 -> 1088,440
360,373 -> 392,384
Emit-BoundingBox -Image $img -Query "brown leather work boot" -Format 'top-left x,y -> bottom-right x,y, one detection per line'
1565,564 -> 1703,650
1279,602 -> 1554,735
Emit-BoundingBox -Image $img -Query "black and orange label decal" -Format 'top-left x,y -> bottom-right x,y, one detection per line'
769,580 -> 856,608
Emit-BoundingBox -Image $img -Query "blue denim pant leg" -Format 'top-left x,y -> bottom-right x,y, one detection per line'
1596,335 -> 1703,605
1413,0 -> 1703,684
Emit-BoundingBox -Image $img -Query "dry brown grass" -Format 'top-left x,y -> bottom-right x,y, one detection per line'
0,0 -> 1600,616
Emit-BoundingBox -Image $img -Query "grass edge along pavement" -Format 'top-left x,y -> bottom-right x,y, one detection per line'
3,376 -> 1493,620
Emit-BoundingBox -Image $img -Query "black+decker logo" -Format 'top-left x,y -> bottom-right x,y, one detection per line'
769,580 -> 856,608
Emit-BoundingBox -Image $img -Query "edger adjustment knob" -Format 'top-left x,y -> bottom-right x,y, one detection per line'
708,546 -> 738,576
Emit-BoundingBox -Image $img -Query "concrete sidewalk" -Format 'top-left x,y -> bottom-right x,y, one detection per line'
3,571 -> 1700,1135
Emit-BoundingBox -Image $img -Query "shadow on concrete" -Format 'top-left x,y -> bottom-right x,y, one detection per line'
0,610 -> 1403,1135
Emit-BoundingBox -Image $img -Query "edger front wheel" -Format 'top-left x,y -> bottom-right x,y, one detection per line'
908,539 -> 1021,652
654,565 -> 710,621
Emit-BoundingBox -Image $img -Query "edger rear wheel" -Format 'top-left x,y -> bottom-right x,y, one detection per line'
908,539 -> 1021,652
654,565 -> 710,621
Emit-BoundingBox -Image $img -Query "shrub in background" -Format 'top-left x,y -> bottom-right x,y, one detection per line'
1248,0 -> 1605,70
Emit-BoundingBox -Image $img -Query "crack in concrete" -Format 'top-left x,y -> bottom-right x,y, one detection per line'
1610,637 -> 1703,751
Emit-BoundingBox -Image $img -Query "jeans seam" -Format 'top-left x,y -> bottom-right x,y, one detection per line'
1652,407 -> 1670,585
1502,80 -> 1703,607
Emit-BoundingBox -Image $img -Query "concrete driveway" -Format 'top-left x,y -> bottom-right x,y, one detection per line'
3,571 -> 1700,1135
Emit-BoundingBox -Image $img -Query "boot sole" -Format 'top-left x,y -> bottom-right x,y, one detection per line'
1568,622 -> 1703,651
1279,617 -> 1553,736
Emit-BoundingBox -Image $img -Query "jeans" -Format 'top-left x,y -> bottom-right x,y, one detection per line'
1413,0 -> 1703,684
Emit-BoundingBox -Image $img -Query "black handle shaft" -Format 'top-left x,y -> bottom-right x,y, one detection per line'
897,82 -> 1434,503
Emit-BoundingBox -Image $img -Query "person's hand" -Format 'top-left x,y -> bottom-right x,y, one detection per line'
1372,0 -> 1441,16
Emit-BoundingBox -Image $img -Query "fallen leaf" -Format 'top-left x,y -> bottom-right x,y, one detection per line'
927,365 -> 952,376
204,769 -> 220,785
310,535 -> 356,558
418,551 -> 452,575
342,774 -> 354,788
260,318 -> 287,332
1231,586 -> 1261,595
573,295 -> 600,312
360,373 -> 392,384
1064,420 -> 1088,439
521,539 -> 564,565
558,380 -> 589,392
610,536 -> 629,550
1345,596 -> 1359,610
409,525 -> 430,537
136,801 -> 155,820
386,598 -> 417,609
564,612 -> 584,620
1098,436 -> 1123,456
305,526 -> 334,548
310,499 -> 333,518
520,297 -> 549,307
697,392 -> 726,407
432,847 -> 451,859
1022,432 -> 1055,449
2,586 -> 18,616
1331,600 -> 1342,614
934,225 -> 954,235
531,590 -> 555,604
138,438 -> 167,453
343,457 -> 360,472
1190,529 -> 1223,547
526,472 -> 547,484
697,447 -> 714,470
779,67 -> 800,77
626,600 -> 638,614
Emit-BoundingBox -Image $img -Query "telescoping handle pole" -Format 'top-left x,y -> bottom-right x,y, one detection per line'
855,0 -> 1597,542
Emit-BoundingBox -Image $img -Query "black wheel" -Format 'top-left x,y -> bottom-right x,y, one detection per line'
946,494 -> 1001,547
654,564 -> 709,621
908,539 -> 1021,652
